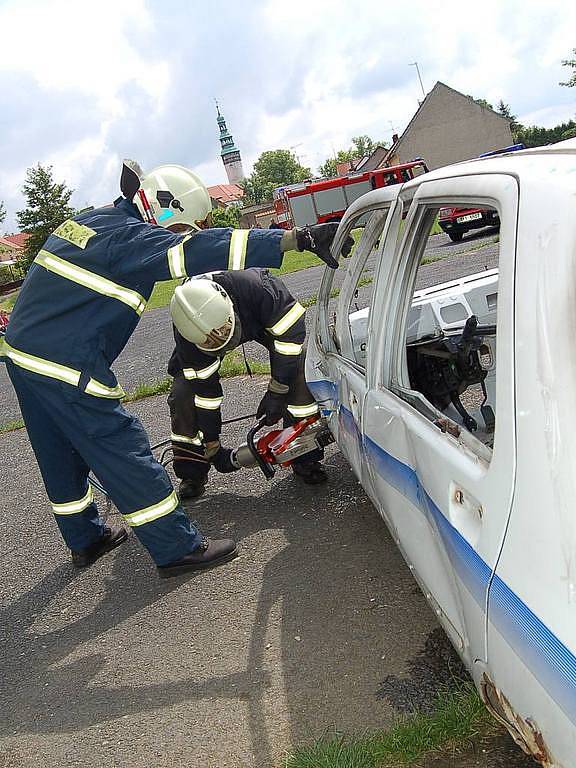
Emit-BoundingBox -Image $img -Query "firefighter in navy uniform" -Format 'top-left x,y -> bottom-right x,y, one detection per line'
0,159 -> 341,578
167,263 -> 349,499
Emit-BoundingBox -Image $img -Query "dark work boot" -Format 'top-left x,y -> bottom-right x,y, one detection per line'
291,461 -> 328,485
71,525 -> 128,568
157,537 -> 238,579
178,477 -> 207,501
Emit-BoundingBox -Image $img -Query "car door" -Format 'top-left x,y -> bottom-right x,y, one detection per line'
363,173 -> 518,664
311,194 -> 397,485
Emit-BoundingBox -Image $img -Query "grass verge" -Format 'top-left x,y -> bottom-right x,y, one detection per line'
146,247 -> 318,311
0,353 -> 270,433
0,291 -> 19,311
284,684 -> 495,768
0,418 -> 25,434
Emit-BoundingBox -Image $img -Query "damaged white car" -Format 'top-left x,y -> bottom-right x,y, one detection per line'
306,139 -> 576,767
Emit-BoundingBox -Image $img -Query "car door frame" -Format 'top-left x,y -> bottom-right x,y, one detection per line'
364,172 -> 519,667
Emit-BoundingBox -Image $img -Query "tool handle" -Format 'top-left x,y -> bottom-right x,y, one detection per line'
246,416 -> 276,479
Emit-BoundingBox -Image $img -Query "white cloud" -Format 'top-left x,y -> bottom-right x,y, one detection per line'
0,0 -> 575,231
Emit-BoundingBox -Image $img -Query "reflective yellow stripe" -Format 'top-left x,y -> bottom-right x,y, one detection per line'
85,378 -> 126,399
35,250 -> 147,315
266,302 -> 306,336
194,394 -> 223,410
51,486 -> 94,515
171,431 -> 203,446
167,234 -> 193,279
228,229 -> 249,270
287,402 -> 319,418
123,490 -> 179,527
53,220 -> 96,249
274,340 -> 303,356
1,339 -> 80,386
183,359 -> 221,380
1,340 -> 124,399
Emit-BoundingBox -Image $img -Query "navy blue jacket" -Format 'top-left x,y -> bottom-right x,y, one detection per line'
3,198 -> 284,397
168,269 -> 306,441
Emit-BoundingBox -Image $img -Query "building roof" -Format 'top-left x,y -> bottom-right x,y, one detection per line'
383,81 -> 511,165
0,233 -> 29,249
355,146 -> 389,172
207,184 -> 244,205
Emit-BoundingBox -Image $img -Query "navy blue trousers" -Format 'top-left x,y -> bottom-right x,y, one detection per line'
6,362 -> 203,566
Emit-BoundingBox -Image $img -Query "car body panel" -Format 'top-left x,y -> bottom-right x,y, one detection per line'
305,138 -> 576,767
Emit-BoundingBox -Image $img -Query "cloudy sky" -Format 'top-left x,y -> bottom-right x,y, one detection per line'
1,0 -> 575,231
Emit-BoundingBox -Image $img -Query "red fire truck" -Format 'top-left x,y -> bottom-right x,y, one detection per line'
272,160 -> 428,229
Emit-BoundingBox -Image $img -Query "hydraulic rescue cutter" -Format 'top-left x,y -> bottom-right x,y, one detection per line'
234,414 -> 334,479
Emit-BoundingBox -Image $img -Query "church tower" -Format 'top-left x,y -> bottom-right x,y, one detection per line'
216,102 -> 245,185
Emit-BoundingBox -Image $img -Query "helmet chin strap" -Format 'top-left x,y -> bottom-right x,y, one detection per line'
136,189 -> 158,225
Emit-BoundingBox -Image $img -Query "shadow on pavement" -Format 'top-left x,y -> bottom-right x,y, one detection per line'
0,452 -> 437,767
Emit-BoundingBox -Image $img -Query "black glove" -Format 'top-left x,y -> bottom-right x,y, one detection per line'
296,223 -> 353,268
256,390 -> 287,426
211,446 -> 240,473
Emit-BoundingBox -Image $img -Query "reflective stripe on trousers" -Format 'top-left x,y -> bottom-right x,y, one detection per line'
122,491 -> 180,527
171,431 -> 203,446
194,394 -> 223,410
51,486 -> 94,515
274,340 -> 303,356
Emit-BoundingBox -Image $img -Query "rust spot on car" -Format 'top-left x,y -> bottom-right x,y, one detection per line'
481,674 -> 555,766
434,418 -> 461,437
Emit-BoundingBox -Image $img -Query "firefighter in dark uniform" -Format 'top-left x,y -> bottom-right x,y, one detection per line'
0,159 -> 341,578
167,263 -> 350,499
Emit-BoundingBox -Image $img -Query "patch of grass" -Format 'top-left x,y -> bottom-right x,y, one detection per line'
429,217 -> 443,236
0,291 -> 19,311
0,354 -> 270,433
122,352 -> 270,404
302,286 -> 341,308
273,248 -> 319,275
460,235 -> 500,255
145,248 -> 321,312
284,684 -> 494,768
146,279 -> 181,311
420,256 -> 443,266
0,418 -> 25,435
123,377 -> 173,403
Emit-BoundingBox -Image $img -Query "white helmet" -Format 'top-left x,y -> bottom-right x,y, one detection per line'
122,161 -> 212,230
171,278 -> 238,352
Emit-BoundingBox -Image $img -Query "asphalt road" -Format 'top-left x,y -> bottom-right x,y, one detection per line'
0,376 -> 444,767
0,229 -> 499,425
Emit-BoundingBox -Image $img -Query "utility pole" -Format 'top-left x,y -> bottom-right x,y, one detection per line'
409,62 -> 426,100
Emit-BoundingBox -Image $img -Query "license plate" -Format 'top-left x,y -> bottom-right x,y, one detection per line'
456,212 -> 483,223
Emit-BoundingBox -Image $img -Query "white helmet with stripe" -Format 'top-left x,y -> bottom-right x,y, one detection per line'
171,278 -> 239,353
121,160 -> 212,231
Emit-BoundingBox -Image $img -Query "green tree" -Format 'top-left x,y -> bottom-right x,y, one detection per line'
350,134 -> 385,158
16,164 -> 75,268
467,95 -> 494,110
513,119 -> 576,148
0,200 -> 5,231
318,135 -> 386,178
240,175 -> 270,205
318,149 -> 356,178
241,149 -> 311,205
211,205 -> 240,228
560,48 -> 576,87
496,100 -> 523,138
